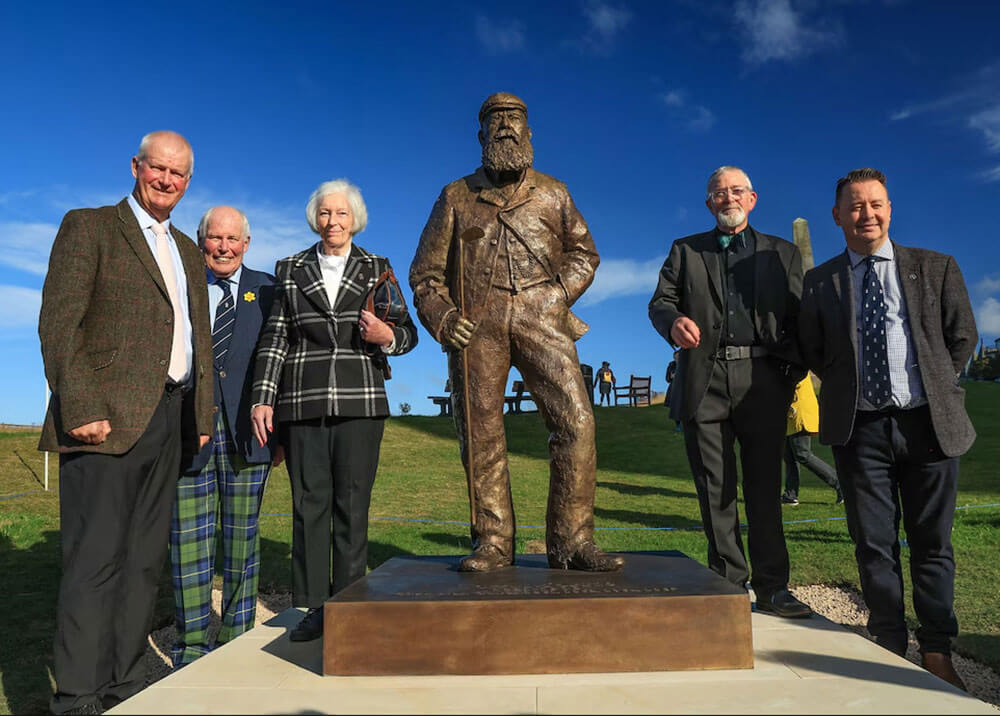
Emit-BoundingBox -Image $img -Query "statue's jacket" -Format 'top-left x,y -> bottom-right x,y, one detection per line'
409,167 -> 598,344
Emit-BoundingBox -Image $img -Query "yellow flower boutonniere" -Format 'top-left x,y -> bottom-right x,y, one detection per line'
243,291 -> 256,302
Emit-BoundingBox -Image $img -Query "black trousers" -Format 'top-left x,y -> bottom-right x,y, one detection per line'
50,387 -> 184,715
281,416 -> 385,608
683,357 -> 794,597
784,430 -> 840,496
832,406 -> 959,656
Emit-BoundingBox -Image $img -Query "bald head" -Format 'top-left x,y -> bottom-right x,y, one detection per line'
198,206 -> 250,279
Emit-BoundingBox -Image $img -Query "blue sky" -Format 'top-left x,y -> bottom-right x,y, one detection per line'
2,0 -> 998,424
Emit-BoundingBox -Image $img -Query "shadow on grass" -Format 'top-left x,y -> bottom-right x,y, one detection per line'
783,527 -> 855,546
594,506 -> 702,530
596,480 -> 694,499
417,531 -> 473,554
0,529 -> 60,714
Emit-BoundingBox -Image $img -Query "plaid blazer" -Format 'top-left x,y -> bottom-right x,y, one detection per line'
251,242 -> 418,422
38,199 -> 213,455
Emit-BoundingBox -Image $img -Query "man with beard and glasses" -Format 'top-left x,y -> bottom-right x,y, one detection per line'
648,166 -> 812,618
409,92 -> 623,573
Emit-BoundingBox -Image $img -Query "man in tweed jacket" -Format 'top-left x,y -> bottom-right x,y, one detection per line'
799,168 -> 977,690
38,130 -> 212,714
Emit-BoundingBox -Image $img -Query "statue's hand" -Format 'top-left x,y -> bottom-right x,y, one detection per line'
442,312 -> 476,350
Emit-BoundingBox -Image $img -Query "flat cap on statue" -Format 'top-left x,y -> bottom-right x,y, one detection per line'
478,92 -> 528,123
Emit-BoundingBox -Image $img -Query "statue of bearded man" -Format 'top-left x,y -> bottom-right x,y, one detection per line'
409,92 -> 624,573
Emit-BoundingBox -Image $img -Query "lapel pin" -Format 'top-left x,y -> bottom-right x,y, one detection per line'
909,274 -> 917,280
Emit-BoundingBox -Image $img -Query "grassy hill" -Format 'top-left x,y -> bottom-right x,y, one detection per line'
1,381 -> 998,713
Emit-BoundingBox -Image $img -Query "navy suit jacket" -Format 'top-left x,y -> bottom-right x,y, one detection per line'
184,266 -> 276,474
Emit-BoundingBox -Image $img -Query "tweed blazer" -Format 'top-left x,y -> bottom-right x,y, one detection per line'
38,198 -> 213,455
184,266 -> 276,473
409,167 -> 598,344
251,242 -> 418,422
798,241 -> 977,457
648,226 -> 805,422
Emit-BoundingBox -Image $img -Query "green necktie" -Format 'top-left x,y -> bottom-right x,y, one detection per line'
718,230 -> 744,250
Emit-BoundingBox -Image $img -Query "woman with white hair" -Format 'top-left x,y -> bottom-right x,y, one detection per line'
250,179 -> 418,642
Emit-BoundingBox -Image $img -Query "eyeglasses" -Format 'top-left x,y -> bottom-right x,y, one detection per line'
708,186 -> 752,201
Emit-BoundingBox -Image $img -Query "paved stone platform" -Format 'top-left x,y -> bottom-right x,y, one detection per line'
108,602 -> 994,714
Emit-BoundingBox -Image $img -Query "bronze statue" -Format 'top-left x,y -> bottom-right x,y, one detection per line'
409,92 -> 624,573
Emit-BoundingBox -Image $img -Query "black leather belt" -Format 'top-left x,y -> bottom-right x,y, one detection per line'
714,345 -> 768,360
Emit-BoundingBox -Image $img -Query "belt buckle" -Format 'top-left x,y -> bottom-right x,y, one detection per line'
724,345 -> 739,360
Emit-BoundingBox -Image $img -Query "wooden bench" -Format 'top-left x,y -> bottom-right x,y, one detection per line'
504,380 -> 535,414
614,375 -> 652,407
427,395 -> 452,417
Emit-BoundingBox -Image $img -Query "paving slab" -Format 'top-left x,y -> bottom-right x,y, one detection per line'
109,607 -> 995,715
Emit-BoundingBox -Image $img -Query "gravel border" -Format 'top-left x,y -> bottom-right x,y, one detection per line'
143,585 -> 999,709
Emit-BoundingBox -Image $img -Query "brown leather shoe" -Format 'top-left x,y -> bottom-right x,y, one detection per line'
458,543 -> 513,572
922,652 -> 967,691
548,541 -> 625,571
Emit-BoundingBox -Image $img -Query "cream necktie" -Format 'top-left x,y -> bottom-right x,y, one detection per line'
153,222 -> 187,382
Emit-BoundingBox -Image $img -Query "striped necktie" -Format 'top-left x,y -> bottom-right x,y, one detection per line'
213,278 -> 235,367
861,256 -> 891,408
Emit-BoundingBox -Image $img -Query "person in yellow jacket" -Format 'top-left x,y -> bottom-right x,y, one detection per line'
782,375 -> 843,505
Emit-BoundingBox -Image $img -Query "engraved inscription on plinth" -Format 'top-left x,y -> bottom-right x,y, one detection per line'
323,550 -> 753,676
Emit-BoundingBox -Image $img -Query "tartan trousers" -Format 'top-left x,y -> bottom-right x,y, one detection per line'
169,412 -> 271,666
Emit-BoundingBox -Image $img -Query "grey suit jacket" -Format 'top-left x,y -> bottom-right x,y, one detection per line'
648,226 -> 805,422
39,198 -> 213,455
798,241 -> 977,457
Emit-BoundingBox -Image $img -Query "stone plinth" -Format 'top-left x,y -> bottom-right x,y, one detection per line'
323,550 -> 752,676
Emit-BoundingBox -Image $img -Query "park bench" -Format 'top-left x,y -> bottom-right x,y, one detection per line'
614,375 -> 651,407
504,379 -> 535,414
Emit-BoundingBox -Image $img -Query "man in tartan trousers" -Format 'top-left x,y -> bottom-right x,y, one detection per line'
169,206 -> 278,666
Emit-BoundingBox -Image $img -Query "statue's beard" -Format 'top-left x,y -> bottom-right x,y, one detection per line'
482,136 -> 533,173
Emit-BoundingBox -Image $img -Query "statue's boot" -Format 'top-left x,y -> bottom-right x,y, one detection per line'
548,540 -> 624,572
458,543 -> 513,572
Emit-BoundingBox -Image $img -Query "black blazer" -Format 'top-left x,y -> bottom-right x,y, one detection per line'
251,242 -> 418,423
184,266 -> 276,473
648,226 -> 805,421
798,241 -> 977,457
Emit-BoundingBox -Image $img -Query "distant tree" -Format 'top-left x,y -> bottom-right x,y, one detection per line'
399,402 -> 411,415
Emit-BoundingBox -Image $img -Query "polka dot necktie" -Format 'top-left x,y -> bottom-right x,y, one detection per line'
212,278 -> 235,368
861,256 -> 891,408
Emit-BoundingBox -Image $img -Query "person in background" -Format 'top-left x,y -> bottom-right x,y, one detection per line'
781,374 -> 842,506
664,350 -> 682,432
169,206 -> 277,666
250,179 -> 418,643
596,361 -> 616,406
799,168 -> 977,690
38,130 -> 212,714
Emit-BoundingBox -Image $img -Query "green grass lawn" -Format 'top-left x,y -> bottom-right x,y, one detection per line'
1,381 -> 998,713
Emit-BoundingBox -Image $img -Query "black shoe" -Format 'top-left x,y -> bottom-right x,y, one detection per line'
756,588 -> 813,618
835,491 -> 844,505
289,607 -> 324,642
62,704 -> 104,715
781,493 -> 799,505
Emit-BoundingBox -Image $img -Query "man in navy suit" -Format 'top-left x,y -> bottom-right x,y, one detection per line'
168,206 -> 278,666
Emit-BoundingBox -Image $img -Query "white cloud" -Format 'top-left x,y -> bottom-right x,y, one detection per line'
658,90 -> 716,132
974,274 -> 1000,297
975,296 -> 1000,337
968,105 -> 1000,152
0,221 -> 59,276
582,1 -> 631,41
734,0 -> 842,65
890,62 -> 1000,181
0,285 -> 42,328
475,14 -> 526,54
578,256 -> 665,307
